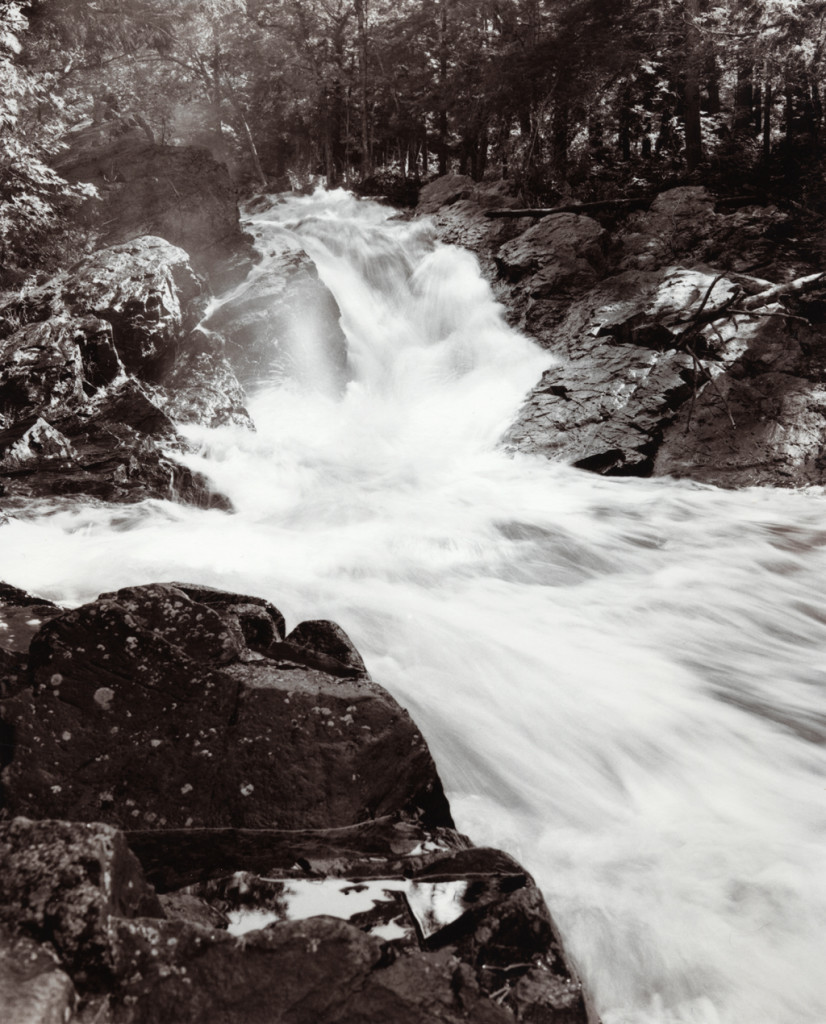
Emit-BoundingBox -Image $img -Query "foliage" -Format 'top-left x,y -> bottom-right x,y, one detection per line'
7,0 -> 826,229
0,3 -> 97,280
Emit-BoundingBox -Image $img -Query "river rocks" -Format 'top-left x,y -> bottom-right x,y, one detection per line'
0,580 -> 591,1024
1,583 -> 452,831
420,175 -> 826,487
502,267 -> 747,473
54,123 -> 257,290
0,236 -> 249,505
0,818 -> 163,980
496,214 -> 607,297
0,926 -> 77,1024
63,238 -> 206,380
417,176 -> 533,277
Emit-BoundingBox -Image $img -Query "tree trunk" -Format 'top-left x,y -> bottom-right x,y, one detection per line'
683,0 -> 703,171
551,97 -> 569,179
762,71 -> 773,162
734,63 -> 753,132
354,0 -> 372,178
705,54 -> 721,115
438,0 -> 449,175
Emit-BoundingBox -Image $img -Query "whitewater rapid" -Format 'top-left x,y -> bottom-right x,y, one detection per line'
2,191 -> 825,1024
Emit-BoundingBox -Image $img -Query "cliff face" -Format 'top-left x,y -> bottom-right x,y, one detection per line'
54,121 -> 257,291
420,176 -> 826,488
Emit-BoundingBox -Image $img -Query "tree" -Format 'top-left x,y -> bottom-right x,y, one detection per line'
0,2 -> 96,280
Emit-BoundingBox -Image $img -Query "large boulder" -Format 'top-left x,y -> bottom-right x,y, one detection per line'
0,237 -> 249,504
0,580 -> 592,1024
504,267 -> 745,474
0,583 -> 452,831
496,214 -> 607,297
62,237 -> 207,380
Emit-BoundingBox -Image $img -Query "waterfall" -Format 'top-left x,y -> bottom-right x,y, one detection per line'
1,190 -> 825,1024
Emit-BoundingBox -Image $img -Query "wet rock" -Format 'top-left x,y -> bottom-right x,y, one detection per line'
284,619 -> 368,678
0,585 -> 60,688
0,583 -> 452,831
124,818 -> 470,892
496,214 -> 607,297
0,817 -> 163,982
160,343 -> 253,429
0,320 -> 93,429
63,237 -> 206,380
0,579 -> 591,1023
0,925 -> 77,1024
202,236 -> 345,386
0,418 -> 78,472
0,238 -> 247,505
503,267 -> 740,474
116,839 -> 587,1024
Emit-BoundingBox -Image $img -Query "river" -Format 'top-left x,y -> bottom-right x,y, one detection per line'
1,190 -> 825,1024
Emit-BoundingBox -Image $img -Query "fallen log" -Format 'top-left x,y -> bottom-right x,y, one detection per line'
739,272 -> 826,310
484,197 -> 652,218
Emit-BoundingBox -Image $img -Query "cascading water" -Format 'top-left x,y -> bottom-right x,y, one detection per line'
2,190 -> 825,1024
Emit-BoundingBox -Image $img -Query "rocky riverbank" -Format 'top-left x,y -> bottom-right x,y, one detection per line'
0,152 -> 595,1022
418,174 -> 826,488
0,581 -> 591,1024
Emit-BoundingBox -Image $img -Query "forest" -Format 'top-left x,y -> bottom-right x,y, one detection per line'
2,0 -> 826,281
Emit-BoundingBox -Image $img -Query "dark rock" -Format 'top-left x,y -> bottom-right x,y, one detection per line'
1,583 -> 452,831
111,840 -> 587,1024
284,619 -> 368,678
0,579 -> 591,1023
168,583 -> 286,654
0,320 -> 91,429
0,582 -> 60,695
618,187 -> 720,270
496,214 -> 607,296
0,924 -> 77,1024
417,174 -> 477,214
54,125 -> 257,289
0,818 -> 164,982
63,237 -> 207,380
0,239 -> 247,506
124,818 -> 471,892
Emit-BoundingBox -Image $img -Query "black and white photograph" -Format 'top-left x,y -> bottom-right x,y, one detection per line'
1,2 -> 825,1022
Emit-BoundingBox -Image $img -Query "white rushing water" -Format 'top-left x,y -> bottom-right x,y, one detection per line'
2,190 -> 826,1024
